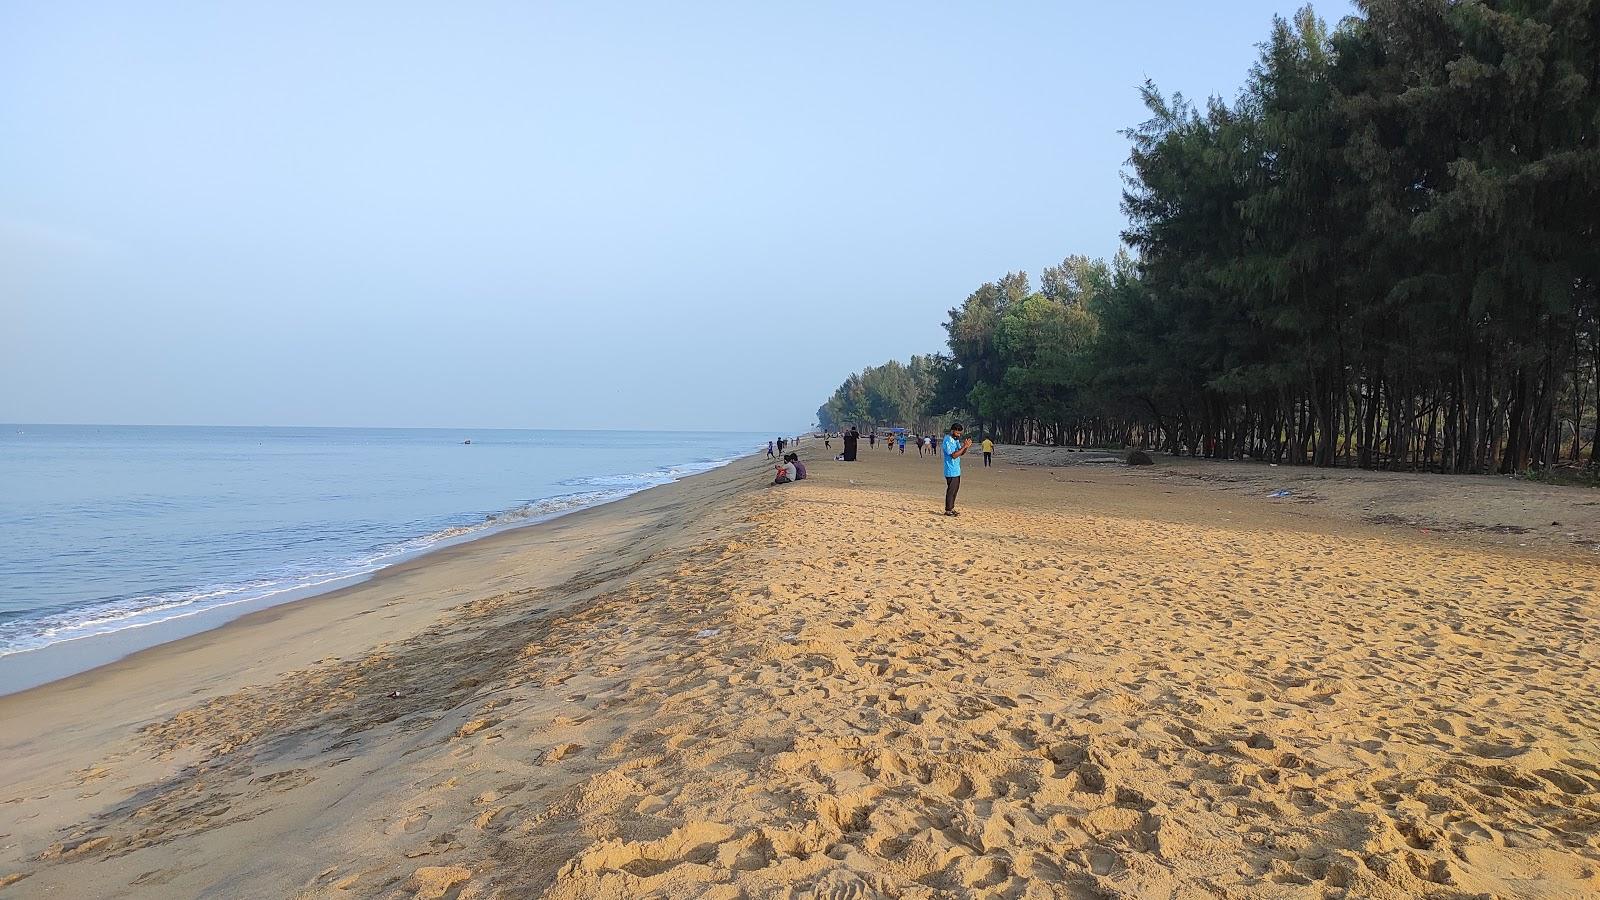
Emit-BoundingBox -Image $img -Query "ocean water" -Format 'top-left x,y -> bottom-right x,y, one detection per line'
0,425 -> 764,662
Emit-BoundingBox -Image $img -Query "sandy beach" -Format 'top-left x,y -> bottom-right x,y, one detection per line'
2,446 -> 1597,899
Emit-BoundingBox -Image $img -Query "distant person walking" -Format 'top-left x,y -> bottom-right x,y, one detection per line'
869,432 -> 876,449
824,433 -> 832,449
767,441 -> 775,459
942,423 -> 971,516
898,433 -> 907,454
982,436 -> 994,467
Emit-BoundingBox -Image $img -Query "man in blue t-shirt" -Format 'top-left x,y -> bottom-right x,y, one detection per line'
941,422 -> 972,516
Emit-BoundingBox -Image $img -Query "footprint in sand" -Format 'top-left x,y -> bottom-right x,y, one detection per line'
454,717 -> 499,739
385,811 -> 431,835
472,805 -> 514,830
1088,847 -> 1123,876
546,742 -> 584,762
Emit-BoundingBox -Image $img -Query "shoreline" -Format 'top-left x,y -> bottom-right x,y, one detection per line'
3,447 -> 1595,898
1,446 -> 772,896
0,449 -> 762,697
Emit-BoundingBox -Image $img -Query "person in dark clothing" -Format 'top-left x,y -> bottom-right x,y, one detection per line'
843,428 -> 859,461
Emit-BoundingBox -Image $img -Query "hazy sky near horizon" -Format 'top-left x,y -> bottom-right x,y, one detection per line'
3,1 -> 1355,432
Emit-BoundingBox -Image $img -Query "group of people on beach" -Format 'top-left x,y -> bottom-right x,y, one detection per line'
778,424 -> 995,516
765,436 -> 811,484
771,452 -> 807,484
820,428 -> 992,468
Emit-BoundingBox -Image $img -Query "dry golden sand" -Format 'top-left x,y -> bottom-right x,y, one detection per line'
2,446 -> 1598,899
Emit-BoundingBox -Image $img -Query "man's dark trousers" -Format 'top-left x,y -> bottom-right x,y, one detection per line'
945,475 -> 960,512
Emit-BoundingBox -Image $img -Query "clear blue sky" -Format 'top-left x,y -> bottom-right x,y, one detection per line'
2,1 -> 1353,432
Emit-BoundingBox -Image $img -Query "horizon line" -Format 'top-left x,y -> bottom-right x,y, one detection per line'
1,421 -> 809,434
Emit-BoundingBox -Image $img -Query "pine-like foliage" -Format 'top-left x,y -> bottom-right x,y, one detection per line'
824,1 -> 1600,472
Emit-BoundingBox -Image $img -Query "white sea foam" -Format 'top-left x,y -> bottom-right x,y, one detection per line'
0,448 -> 752,658
557,455 -> 737,490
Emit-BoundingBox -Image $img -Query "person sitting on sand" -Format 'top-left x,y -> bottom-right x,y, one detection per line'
786,452 -> 807,480
773,456 -> 797,484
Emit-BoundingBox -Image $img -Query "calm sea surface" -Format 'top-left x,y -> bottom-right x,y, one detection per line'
0,425 -> 764,660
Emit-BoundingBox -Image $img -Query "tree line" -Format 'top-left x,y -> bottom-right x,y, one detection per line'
817,355 -> 944,436
819,0 -> 1599,474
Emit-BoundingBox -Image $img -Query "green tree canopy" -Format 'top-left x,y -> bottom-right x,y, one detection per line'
819,1 -> 1599,473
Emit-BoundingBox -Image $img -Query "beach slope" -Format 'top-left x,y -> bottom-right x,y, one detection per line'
2,448 -> 1597,898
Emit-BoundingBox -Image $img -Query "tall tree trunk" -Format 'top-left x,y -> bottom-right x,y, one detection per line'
1359,375 -> 1381,469
1499,369 -> 1529,475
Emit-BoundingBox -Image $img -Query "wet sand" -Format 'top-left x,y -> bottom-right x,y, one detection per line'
2,445 -> 1596,898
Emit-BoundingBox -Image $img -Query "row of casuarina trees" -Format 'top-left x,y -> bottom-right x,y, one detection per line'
819,1 -> 1600,474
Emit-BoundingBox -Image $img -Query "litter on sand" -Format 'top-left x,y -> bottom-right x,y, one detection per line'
695,628 -> 721,638
1269,489 -> 1292,498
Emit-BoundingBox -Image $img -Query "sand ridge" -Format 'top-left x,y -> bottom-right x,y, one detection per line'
2,447 -> 1597,898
